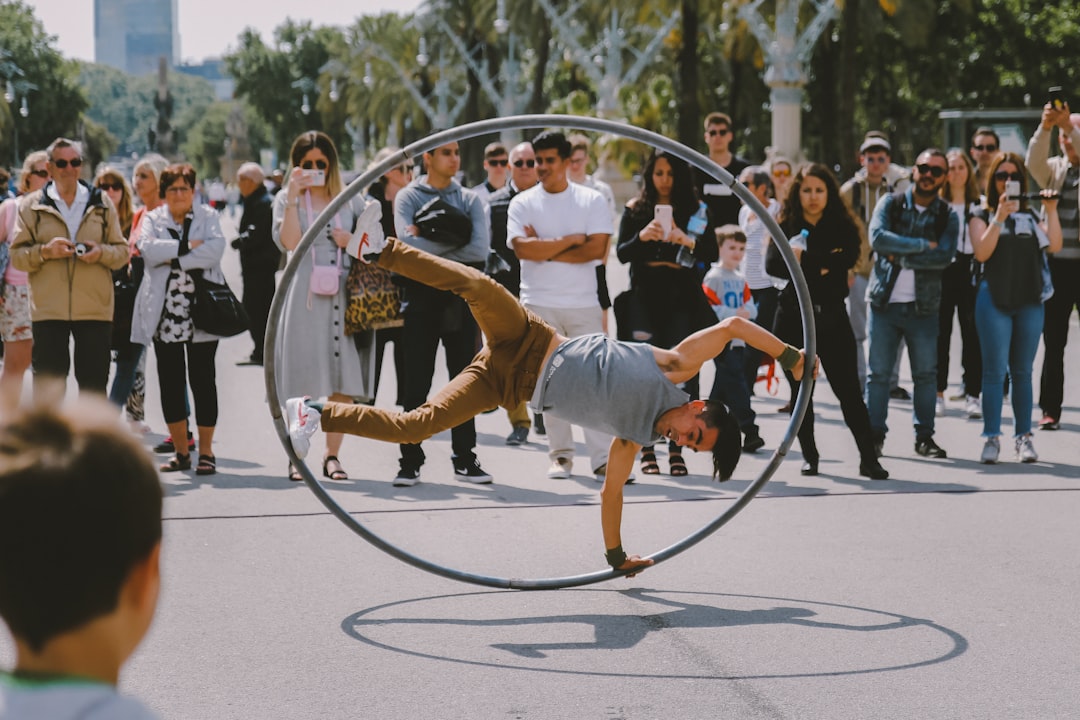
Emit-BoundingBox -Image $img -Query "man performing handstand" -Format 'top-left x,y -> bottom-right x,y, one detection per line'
287,236 -> 809,576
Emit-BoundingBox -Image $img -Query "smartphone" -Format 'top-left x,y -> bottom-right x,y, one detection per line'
1005,180 -> 1021,199
1048,86 -> 1067,111
654,204 -> 673,236
303,169 -> 326,187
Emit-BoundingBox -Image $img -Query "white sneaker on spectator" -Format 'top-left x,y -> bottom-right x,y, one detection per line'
346,198 -> 386,262
1015,434 -> 1038,463
285,396 -> 320,459
547,457 -> 572,479
980,436 -> 999,464
965,395 -> 982,419
935,396 -> 945,417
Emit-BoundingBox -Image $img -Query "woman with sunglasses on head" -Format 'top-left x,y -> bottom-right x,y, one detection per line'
968,153 -> 1061,464
0,152 -> 48,412
936,150 -> 984,420
616,149 -> 717,477
132,163 -> 228,476
274,130 -> 380,482
765,163 -> 890,480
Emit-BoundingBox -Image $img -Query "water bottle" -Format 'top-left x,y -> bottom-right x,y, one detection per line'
677,201 -> 708,268
789,228 -> 809,252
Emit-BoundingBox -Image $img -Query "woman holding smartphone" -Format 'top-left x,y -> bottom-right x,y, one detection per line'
273,130 -> 380,482
616,150 -> 715,476
968,152 -> 1061,463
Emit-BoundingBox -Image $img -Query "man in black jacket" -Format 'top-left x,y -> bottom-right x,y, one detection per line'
234,163 -> 281,366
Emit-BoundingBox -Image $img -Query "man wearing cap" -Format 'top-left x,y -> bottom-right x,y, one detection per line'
841,131 -> 908,391
391,140 -> 493,486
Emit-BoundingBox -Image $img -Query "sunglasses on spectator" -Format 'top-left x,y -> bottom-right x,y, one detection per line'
98,182 -> 123,192
708,128 -> 731,137
301,160 -> 327,170
29,169 -> 49,178
486,158 -> 508,167
772,167 -> 791,177
513,159 -> 536,168
972,144 -> 998,152
994,171 -> 1024,182
51,158 -> 83,169
916,163 -> 947,178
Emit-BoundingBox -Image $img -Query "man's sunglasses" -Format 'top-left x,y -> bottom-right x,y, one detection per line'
708,128 -> 731,137
512,159 -> 536,168
486,158 -> 508,167
98,182 -> 123,192
994,171 -> 1024,182
916,163 -> 947,178
28,169 -> 49,178
301,160 -> 327,170
972,144 -> 998,152
51,158 -> 83,169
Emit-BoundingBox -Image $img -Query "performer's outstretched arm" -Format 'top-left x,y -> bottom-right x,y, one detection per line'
599,437 -> 653,578
657,316 -> 808,385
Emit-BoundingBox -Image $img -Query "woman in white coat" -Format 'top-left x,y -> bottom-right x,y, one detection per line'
132,163 -> 227,475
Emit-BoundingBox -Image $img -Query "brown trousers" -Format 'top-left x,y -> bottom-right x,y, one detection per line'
321,238 -> 556,443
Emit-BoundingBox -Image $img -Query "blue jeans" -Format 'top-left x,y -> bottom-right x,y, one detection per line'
109,342 -> 145,408
867,302 -> 939,441
974,282 -> 1043,438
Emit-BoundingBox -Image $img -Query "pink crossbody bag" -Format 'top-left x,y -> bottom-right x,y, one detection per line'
305,192 -> 344,307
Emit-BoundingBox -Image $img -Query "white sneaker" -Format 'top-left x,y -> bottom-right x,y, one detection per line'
935,396 -> 945,417
980,436 -> 999,464
547,457 -> 573,479
965,395 -> 982,419
285,396 -> 320,458
1015,434 -> 1038,463
346,198 -> 386,262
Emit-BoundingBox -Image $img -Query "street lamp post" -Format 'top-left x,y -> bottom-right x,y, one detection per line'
8,80 -> 35,168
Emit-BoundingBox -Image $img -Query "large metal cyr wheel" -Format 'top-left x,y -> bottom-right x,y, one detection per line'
264,114 -> 816,590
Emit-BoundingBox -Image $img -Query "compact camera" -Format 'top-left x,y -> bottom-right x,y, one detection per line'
74,242 -> 88,256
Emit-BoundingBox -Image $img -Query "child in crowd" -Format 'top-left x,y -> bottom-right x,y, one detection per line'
702,225 -> 765,452
0,399 -> 163,719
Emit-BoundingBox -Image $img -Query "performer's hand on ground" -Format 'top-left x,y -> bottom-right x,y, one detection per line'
617,555 -> 654,578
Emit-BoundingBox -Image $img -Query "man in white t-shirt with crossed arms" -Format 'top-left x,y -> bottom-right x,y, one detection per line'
508,130 -> 614,480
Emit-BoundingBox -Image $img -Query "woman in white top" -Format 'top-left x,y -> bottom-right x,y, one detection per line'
936,149 -> 984,419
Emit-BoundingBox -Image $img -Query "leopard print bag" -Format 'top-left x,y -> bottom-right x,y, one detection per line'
344,259 -> 404,334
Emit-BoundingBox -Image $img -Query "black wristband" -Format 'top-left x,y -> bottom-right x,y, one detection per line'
605,545 -> 628,569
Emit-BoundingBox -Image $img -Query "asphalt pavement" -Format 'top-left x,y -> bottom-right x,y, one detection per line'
1,210 -> 1078,719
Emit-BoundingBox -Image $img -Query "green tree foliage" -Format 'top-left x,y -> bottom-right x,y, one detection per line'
78,62 -> 216,156
0,0 -> 87,168
224,20 -> 346,163
179,101 -> 271,180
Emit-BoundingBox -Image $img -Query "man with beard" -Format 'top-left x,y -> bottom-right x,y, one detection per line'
866,149 -> 958,460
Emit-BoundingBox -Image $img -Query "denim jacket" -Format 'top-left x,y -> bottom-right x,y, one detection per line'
867,189 -> 958,316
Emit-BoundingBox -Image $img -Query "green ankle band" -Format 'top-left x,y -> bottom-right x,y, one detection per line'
777,345 -> 801,371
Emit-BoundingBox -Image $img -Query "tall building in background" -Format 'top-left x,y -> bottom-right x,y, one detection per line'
94,0 -> 179,76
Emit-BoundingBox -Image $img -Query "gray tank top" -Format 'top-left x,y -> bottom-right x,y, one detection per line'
531,335 -> 690,445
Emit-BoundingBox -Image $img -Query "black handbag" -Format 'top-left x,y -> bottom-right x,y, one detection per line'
110,256 -> 143,349
191,269 -> 248,337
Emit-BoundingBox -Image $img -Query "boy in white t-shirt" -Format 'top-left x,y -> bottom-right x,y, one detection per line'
702,225 -> 764,452
0,400 -> 163,720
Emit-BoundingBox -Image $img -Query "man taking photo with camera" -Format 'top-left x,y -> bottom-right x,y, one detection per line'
11,138 -> 129,399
